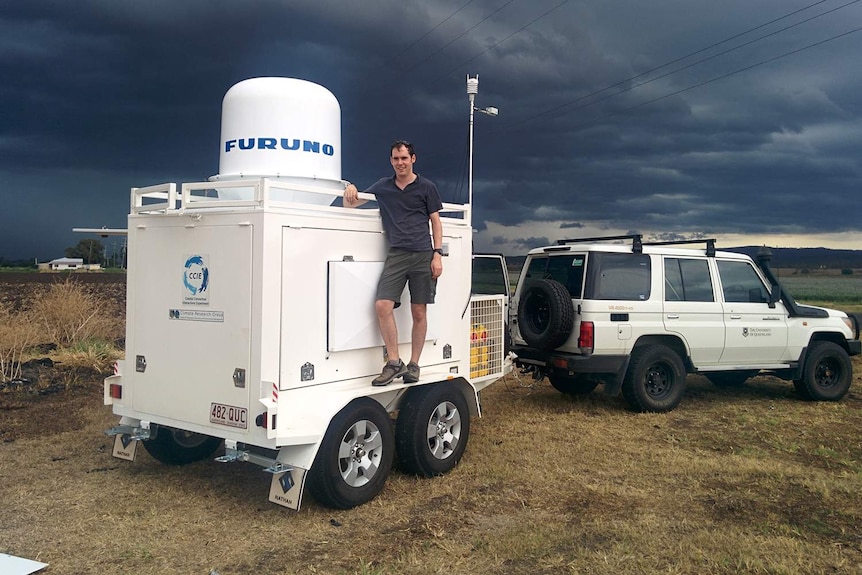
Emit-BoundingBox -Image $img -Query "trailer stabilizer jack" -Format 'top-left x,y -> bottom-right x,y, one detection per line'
105,423 -> 152,441
215,440 -> 294,474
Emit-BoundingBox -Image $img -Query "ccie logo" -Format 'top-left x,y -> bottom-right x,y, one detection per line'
183,255 -> 209,304
224,138 -> 335,156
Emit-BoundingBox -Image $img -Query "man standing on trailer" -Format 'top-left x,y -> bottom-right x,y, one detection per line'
343,140 -> 444,386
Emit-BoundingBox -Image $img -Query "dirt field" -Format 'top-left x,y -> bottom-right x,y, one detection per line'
2,273 -> 862,574
0,272 -> 125,312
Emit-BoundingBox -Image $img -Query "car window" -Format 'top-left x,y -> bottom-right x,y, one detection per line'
591,253 -> 651,301
716,260 -> 769,303
664,258 -> 714,302
472,257 -> 509,295
522,254 -> 585,298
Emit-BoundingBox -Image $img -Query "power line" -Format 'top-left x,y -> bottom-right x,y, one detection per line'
428,0 -> 569,86
556,25 -> 862,134
394,0 -> 522,76
391,0 -> 478,66
502,0 -> 856,131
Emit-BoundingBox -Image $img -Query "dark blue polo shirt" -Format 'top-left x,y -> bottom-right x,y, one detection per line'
366,175 -> 443,251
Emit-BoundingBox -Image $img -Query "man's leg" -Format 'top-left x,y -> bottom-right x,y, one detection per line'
409,302 -> 427,365
376,298 -> 399,362
372,298 -> 407,386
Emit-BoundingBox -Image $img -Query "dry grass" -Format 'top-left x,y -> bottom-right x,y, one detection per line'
0,278 -> 123,383
29,278 -> 124,349
1,359 -> 861,575
1,274 -> 861,573
0,302 -> 40,381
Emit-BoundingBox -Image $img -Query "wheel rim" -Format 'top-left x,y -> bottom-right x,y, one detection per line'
169,429 -> 211,448
426,401 -> 462,460
337,419 -> 384,487
644,362 -> 674,399
814,358 -> 840,389
525,293 -> 550,333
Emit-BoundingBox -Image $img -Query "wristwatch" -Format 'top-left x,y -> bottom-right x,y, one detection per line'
433,248 -> 444,256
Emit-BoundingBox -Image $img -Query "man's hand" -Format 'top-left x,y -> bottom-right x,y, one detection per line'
343,183 -> 361,207
431,253 -> 443,279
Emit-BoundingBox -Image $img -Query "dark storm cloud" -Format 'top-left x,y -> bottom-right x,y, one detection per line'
1,0 -> 861,260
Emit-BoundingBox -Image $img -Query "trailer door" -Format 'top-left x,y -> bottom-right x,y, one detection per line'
127,222 -> 253,432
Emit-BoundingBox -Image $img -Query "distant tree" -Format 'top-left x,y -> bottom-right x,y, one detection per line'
65,239 -> 105,265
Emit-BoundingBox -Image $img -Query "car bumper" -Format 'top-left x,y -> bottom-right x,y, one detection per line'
513,346 -> 628,375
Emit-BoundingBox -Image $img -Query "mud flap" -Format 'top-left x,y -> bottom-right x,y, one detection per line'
268,467 -> 308,510
112,434 -> 138,461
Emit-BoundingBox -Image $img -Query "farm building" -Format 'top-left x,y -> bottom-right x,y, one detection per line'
38,258 -> 102,272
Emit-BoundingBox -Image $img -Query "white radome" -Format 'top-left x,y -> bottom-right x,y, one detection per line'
212,77 -> 342,204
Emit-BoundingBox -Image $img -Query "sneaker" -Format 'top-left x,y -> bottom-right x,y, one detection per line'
372,360 -> 407,387
403,362 -> 420,384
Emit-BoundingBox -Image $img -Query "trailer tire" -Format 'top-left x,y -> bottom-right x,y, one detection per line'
142,426 -> 223,465
795,341 -> 852,401
517,279 -> 574,349
396,382 -> 471,477
308,398 -> 394,509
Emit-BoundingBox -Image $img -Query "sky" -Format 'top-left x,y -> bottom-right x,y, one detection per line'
1,0 -> 861,262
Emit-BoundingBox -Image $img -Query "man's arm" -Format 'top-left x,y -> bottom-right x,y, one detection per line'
430,211 -> 443,279
343,182 -> 368,208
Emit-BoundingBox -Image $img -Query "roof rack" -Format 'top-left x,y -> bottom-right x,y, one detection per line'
556,234 -> 643,254
642,238 -> 716,257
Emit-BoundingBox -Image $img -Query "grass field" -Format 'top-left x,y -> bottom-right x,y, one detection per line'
1,273 -> 861,574
779,274 -> 862,310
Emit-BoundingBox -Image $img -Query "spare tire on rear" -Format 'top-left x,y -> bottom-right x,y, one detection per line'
517,279 -> 574,349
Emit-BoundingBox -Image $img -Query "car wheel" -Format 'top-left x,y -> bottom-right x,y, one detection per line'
796,341 -> 852,401
308,398 -> 394,509
548,373 -> 599,396
517,279 -> 574,349
142,426 -> 223,465
705,371 -> 758,387
396,382 -> 471,477
622,345 -> 687,412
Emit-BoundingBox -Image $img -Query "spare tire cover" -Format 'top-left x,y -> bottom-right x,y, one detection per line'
517,279 -> 574,349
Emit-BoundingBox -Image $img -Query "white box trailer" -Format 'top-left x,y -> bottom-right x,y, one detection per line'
104,178 -> 511,509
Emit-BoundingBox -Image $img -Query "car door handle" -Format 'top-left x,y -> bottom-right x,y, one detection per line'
666,314 -> 679,319
729,314 -> 741,320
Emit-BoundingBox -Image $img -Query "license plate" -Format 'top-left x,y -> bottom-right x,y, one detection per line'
210,403 -> 248,429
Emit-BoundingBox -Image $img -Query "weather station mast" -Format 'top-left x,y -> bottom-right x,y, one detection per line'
466,74 -> 498,222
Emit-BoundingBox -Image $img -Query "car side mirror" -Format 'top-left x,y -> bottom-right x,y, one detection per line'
766,287 -> 778,309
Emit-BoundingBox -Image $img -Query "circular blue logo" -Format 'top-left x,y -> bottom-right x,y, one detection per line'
183,255 -> 209,295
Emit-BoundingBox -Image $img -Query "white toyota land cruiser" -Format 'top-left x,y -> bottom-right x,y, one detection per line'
511,234 -> 861,412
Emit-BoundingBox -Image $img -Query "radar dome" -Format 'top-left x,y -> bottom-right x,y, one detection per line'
212,77 -> 342,204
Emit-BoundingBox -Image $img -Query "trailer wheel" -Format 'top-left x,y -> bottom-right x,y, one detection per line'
795,341 -> 852,401
142,426 -> 223,465
621,345 -> 687,412
308,398 -> 394,509
396,382 -> 471,477
517,279 -> 574,350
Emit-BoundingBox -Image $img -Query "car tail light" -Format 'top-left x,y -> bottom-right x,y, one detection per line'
109,383 -> 123,399
578,321 -> 594,353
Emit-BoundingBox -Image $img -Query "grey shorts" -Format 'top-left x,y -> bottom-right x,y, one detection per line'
376,248 -> 437,307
